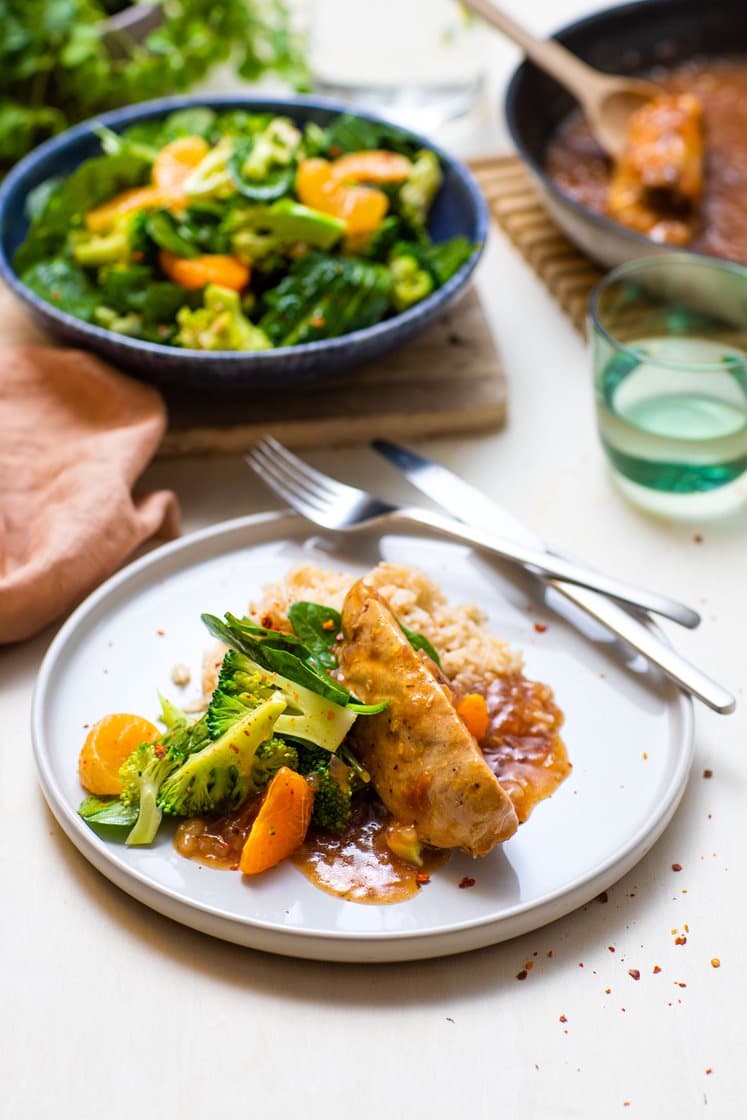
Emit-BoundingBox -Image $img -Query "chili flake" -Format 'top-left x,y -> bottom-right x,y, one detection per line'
672,863 -> 683,872
533,622 -> 548,633
458,876 -> 476,889
628,969 -> 641,981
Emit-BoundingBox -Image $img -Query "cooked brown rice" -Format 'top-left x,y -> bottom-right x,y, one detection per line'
246,562 -> 523,691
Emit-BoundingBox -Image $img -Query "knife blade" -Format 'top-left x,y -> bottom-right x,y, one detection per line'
372,439 -> 735,715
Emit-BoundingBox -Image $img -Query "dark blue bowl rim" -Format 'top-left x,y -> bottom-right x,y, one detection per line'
0,93 -> 488,365
504,0 -> 711,262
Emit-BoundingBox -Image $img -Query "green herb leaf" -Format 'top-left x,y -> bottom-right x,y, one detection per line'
78,795 -> 138,828
287,601 -> 341,671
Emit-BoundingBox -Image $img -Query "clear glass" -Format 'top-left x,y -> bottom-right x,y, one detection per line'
589,255 -> 747,516
307,0 -> 486,131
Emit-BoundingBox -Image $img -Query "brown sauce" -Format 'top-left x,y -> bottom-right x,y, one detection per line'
546,57 -> 747,262
455,674 -> 570,825
175,669 -> 569,903
292,801 -> 449,904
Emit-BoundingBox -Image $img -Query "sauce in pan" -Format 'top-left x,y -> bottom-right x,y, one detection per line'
546,57 -> 747,262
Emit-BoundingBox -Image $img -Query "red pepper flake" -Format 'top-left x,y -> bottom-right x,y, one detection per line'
671,863 -> 683,872
705,1068 -> 713,1075
525,961 -> 534,971
676,981 -> 687,988
653,965 -> 662,974
51,290 -> 61,301
642,752 -> 648,760
321,618 -> 335,630
703,769 -> 713,779
693,534 -> 704,543
559,1014 -> 568,1023
604,987 -> 611,994
516,969 -> 528,981
608,946 -> 616,953
628,969 -> 641,981
458,876 -> 476,889
578,962 -> 584,968
547,950 -> 553,958
153,743 -> 165,758
230,744 -> 239,754
310,313 -> 326,328
533,622 -> 548,633
415,872 -> 430,885
156,628 -> 165,636
623,1102 -> 631,1108
596,891 -> 609,903
675,935 -> 687,946
711,958 -> 721,968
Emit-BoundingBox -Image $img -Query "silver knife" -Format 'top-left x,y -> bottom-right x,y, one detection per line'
372,439 -> 736,715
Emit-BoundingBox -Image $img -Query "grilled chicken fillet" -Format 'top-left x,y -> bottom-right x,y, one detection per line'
338,580 -> 519,858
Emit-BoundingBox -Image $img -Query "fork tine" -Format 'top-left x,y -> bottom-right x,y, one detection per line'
247,449 -> 319,517
249,445 -> 334,517
259,436 -> 362,500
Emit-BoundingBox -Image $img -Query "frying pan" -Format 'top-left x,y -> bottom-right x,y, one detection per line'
504,0 -> 747,268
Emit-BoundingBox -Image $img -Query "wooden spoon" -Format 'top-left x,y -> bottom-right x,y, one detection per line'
462,0 -> 659,158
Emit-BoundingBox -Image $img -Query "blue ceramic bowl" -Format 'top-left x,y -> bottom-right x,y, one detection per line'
0,95 -> 487,393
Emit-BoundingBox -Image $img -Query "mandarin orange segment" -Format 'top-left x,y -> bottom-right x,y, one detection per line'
152,136 -> 210,192
78,713 -> 161,796
296,157 -> 389,236
329,150 -> 412,184
84,186 -> 174,233
158,250 -> 251,291
239,767 -> 314,875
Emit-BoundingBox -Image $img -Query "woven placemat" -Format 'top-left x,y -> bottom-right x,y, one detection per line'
471,154 -> 602,336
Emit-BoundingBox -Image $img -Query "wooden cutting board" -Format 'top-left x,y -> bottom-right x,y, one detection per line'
0,280 -> 507,455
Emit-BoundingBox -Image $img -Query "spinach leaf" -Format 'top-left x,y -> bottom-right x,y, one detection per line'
145,211 -> 200,258
20,256 -> 99,320
78,795 -> 138,828
201,611 -> 351,707
287,601 -> 341,670
399,623 -> 441,667
14,152 -> 150,273
322,113 -> 418,158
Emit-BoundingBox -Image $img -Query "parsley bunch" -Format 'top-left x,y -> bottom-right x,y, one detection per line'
0,0 -> 307,176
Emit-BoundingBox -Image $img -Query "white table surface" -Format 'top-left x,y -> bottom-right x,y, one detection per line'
2,4 -> 746,1117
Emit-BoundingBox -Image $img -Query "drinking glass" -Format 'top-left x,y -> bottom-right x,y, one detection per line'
307,0 -> 486,130
589,255 -> 747,515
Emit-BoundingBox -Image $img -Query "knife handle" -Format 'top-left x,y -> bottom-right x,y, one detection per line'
542,579 -> 734,714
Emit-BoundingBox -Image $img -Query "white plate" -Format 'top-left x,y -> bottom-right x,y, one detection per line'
32,512 -> 693,963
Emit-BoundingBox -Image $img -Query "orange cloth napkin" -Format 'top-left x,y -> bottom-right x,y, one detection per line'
0,346 -> 180,644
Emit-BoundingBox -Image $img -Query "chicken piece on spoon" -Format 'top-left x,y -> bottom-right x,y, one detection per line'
337,580 -> 518,858
607,92 -> 704,244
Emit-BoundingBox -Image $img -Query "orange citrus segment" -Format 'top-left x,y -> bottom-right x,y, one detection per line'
152,136 -> 210,192
158,250 -> 251,291
296,157 -> 389,236
78,713 -> 161,796
239,767 -> 314,875
329,150 -> 412,184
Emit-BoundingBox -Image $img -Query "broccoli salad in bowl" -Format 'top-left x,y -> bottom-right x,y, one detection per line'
12,106 -> 477,352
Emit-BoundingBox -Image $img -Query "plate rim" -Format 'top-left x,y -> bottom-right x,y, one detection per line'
31,511 -> 694,962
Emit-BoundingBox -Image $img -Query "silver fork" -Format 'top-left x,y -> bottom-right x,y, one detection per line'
246,437 -> 700,629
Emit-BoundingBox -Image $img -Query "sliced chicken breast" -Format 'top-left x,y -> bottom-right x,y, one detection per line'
338,580 -> 518,857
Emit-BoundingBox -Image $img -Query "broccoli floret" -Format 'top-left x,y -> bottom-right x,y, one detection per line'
119,712 -> 210,846
241,118 -> 301,180
158,695 -> 287,818
175,285 -> 272,351
93,306 -> 142,335
70,217 -> 136,267
230,199 -> 345,265
389,253 -> 434,311
209,647 -> 357,754
296,744 -> 354,832
252,736 -> 299,790
182,136 -> 236,201
399,149 -> 443,228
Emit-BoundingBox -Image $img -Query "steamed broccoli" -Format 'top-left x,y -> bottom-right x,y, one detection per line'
209,647 -> 357,754
118,708 -> 211,846
296,743 -> 357,832
230,198 -> 345,265
229,118 -> 302,201
389,253 -> 434,311
182,137 -> 236,201
158,695 -> 287,818
399,149 -> 443,229
252,736 -> 299,790
175,285 -> 272,351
